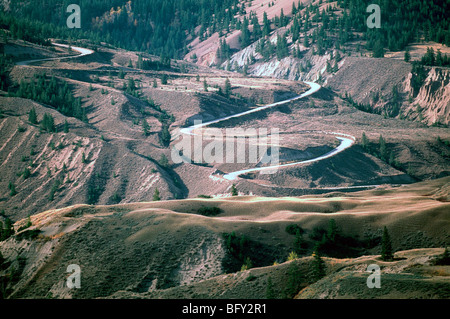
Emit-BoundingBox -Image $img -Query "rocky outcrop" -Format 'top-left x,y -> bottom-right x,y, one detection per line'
404,67 -> 450,125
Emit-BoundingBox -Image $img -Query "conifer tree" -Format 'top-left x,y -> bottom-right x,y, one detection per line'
279,9 -> 287,27
381,226 -> 394,261
28,107 -> 37,124
327,219 -> 338,243
8,181 -> 17,197
142,119 -> 151,136
231,183 -> 238,196
160,125 -> 171,147
373,39 -> 384,58
379,134 -> 387,161
276,34 -> 288,60
265,276 -> 275,299
303,35 -> 309,47
285,262 -> 302,298
224,78 -> 231,98
294,229 -> 306,254
291,2 -> 297,16
153,187 -> 160,201
118,69 -> 125,79
161,73 -> 168,85
137,55 -> 143,69
240,16 -> 251,47
63,120 -> 69,133
312,250 -> 326,281
159,154 -> 169,168
262,12 -> 271,37
22,167 -> 31,179
40,113 -> 55,133
1,217 -> 14,240
404,49 -> 411,62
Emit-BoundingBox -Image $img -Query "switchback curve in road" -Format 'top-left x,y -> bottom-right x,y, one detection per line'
176,81 -> 355,181
17,44 -> 355,182
16,43 -> 94,66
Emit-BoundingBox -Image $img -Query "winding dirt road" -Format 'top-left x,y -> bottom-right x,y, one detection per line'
16,43 -> 94,66
178,81 -> 355,180
18,43 -> 356,182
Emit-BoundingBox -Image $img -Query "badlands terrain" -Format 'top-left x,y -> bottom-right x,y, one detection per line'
1,178 -> 449,299
0,0 -> 449,299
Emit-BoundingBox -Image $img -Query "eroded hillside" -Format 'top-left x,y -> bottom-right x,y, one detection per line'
0,177 -> 448,299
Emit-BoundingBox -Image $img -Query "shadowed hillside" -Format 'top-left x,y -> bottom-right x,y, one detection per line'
0,177 -> 448,299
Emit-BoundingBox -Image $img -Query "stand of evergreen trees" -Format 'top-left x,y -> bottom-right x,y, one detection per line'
3,0 -> 448,61
1,0 -> 243,59
286,0 -> 449,59
0,218 -> 14,241
13,74 -> 87,123
420,47 -> 450,67
338,0 -> 450,55
0,54 -> 13,91
137,54 -> 171,71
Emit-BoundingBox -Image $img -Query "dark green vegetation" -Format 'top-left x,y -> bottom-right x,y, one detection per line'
222,231 -> 280,274
231,184 -> 238,196
284,262 -> 304,299
153,188 -> 160,201
336,0 -> 450,55
410,62 -> 429,96
381,226 -> 394,261
1,0 -> 448,60
0,218 -> 14,241
306,219 -> 382,258
285,224 -> 304,236
0,177 -> 448,299
0,216 -> 37,298
13,74 -> 87,123
0,54 -> 12,91
1,0 -> 242,59
223,218 -> 387,275
266,0 -> 450,60
432,248 -> 450,266
196,206 -> 222,217
420,47 -> 450,67
409,47 -> 450,96
359,132 -> 421,180
14,229 -> 41,241
0,255 -> 27,299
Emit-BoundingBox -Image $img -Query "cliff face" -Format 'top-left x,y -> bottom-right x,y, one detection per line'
219,32 -> 330,83
212,30 -> 449,126
327,57 -> 450,126
326,57 -> 412,104
404,67 -> 450,125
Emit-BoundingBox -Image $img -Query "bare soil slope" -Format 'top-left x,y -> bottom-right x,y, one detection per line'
0,177 -> 448,299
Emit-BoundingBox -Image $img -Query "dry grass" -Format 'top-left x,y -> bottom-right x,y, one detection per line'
1,177 -> 446,299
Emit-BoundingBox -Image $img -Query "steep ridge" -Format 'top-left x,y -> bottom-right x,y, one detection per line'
328,57 -> 450,126
404,67 -> 450,125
